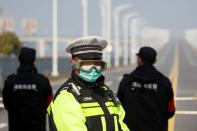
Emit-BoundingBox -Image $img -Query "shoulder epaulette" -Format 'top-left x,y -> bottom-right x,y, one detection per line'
67,83 -> 81,96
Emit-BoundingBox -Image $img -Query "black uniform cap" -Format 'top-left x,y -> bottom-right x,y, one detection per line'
136,47 -> 157,63
19,47 -> 36,65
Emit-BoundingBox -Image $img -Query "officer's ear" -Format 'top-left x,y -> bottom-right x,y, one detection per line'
70,56 -> 79,65
70,59 -> 76,65
69,59 -> 77,71
70,57 -> 80,74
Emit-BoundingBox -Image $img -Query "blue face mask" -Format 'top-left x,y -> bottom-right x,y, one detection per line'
79,68 -> 101,82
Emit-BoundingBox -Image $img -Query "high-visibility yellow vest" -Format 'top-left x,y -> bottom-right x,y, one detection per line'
47,80 -> 129,131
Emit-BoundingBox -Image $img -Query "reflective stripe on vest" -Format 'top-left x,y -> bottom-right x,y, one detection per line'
83,106 -> 104,117
80,102 -> 100,108
105,102 -> 115,107
101,116 -> 107,131
80,102 -> 115,108
114,115 -> 118,131
80,102 -> 118,117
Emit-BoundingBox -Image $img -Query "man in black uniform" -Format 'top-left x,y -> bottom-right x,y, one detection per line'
3,47 -> 53,131
117,47 -> 175,131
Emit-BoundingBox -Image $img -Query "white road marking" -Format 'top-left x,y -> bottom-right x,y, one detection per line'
176,111 -> 197,115
168,44 -> 179,131
176,97 -> 197,101
0,97 -> 2,101
0,123 -> 7,129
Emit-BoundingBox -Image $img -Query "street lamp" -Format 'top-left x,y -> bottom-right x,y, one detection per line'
114,4 -> 132,67
137,21 -> 148,46
122,13 -> 139,66
82,0 -> 88,36
106,0 -> 111,41
51,0 -> 59,77
130,17 -> 147,65
100,0 -> 106,37
100,0 -> 112,67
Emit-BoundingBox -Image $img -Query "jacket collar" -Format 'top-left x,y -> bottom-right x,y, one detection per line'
130,64 -> 163,82
17,65 -> 37,74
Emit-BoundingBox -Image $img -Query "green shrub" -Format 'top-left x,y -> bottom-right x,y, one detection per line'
0,32 -> 21,55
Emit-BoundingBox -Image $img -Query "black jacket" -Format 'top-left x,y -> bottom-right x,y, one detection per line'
117,64 -> 175,131
2,65 -> 53,131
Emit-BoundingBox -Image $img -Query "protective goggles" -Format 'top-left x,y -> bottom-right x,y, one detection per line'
73,59 -> 107,72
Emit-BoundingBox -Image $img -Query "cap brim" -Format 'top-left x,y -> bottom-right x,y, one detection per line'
73,53 -> 102,60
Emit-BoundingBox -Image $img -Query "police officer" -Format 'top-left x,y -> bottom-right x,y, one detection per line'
3,47 -> 53,131
47,36 -> 129,131
117,47 -> 175,131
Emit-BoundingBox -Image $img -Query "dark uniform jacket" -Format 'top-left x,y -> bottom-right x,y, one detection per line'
48,72 -> 129,131
117,64 -> 175,131
2,65 -> 53,131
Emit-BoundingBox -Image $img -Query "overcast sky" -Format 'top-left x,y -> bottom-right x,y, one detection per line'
1,0 -> 197,37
